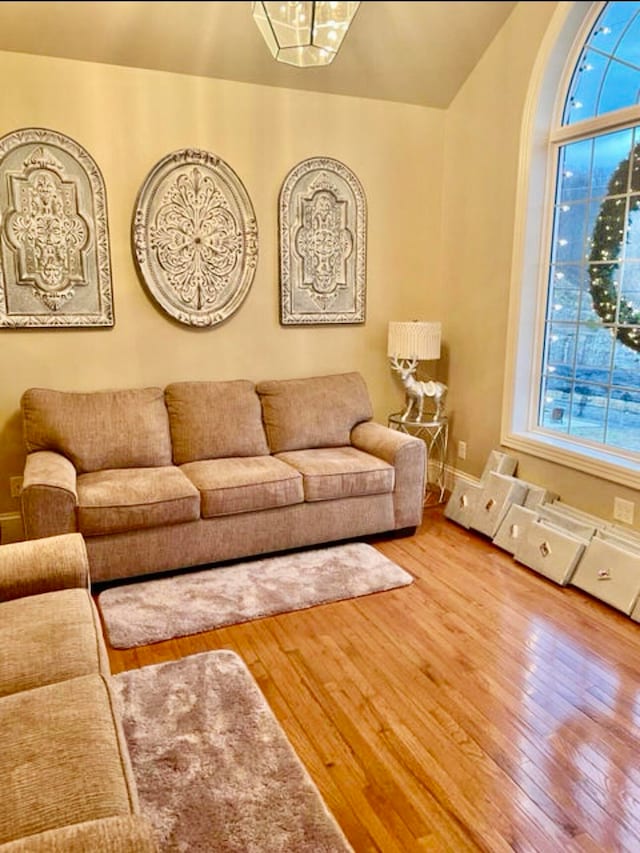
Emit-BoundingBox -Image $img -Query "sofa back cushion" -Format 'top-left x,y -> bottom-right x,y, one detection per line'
21,387 -> 172,474
256,372 -> 373,453
165,380 -> 269,464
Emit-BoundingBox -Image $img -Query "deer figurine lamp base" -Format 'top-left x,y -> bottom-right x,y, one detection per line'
389,356 -> 447,422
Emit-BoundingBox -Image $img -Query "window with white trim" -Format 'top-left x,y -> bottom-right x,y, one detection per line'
506,0 -> 640,486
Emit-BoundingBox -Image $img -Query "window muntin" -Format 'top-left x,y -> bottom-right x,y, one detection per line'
564,2 -> 640,126
537,3 -> 640,463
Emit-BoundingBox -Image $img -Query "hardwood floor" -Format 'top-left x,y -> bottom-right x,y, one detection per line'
104,509 -> 640,852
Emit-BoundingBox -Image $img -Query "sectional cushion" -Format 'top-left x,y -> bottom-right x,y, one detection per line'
181,456 -> 304,518
165,380 -> 269,464
0,816 -> 158,852
0,675 -> 138,846
257,372 -> 373,453
276,447 -> 394,502
77,467 -> 200,536
0,590 -> 108,697
21,387 -> 172,474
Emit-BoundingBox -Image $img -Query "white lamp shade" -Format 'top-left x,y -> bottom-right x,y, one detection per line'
387,321 -> 441,360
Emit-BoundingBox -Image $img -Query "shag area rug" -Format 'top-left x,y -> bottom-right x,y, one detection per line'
98,542 -> 413,648
113,650 -> 353,852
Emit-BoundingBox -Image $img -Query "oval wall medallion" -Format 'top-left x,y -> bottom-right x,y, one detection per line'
133,149 -> 258,327
0,127 -> 114,327
279,156 -> 366,325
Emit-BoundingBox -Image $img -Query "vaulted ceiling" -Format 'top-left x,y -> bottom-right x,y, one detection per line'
0,1 -> 518,108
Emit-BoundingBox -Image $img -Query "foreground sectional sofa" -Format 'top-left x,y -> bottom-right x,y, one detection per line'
20,372 -> 426,583
0,533 -> 157,851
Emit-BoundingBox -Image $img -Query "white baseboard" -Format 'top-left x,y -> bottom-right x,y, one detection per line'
444,464 -> 480,491
0,512 -> 24,544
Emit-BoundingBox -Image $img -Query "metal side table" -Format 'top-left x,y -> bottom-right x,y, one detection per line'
388,413 -> 449,506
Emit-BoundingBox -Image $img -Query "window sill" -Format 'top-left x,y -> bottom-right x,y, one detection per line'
501,429 -> 639,490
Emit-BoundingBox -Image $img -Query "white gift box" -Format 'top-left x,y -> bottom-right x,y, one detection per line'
572,535 -> 640,615
470,473 -> 529,539
514,519 -> 590,586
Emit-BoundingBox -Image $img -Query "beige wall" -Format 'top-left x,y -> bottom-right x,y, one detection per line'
0,50 -> 445,515
442,0 -> 639,528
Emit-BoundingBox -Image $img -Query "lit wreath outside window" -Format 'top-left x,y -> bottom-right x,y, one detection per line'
588,145 -> 640,353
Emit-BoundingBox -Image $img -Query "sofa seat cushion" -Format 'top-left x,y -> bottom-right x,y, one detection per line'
276,447 -> 395,502
166,380 -> 269,463
0,590 -> 108,698
181,456 -> 304,518
77,467 -> 200,536
0,675 -> 139,846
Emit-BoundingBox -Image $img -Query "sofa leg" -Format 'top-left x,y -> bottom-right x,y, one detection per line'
368,526 -> 417,544
395,526 -> 418,538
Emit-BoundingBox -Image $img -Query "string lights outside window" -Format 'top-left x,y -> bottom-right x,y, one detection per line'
252,2 -> 361,68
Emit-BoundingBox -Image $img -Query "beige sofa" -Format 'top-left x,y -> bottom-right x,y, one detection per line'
20,372 -> 425,583
0,534 -> 157,852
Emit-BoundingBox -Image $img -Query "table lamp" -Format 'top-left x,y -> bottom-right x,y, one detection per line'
387,320 -> 447,421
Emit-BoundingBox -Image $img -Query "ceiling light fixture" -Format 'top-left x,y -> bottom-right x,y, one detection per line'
252,2 -> 361,68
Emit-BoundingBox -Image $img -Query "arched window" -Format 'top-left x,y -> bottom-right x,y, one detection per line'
503,1 -> 640,488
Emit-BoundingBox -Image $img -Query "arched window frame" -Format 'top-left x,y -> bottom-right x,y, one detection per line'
502,0 -> 640,490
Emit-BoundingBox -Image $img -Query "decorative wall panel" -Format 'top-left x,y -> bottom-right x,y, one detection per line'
0,128 -> 114,327
279,157 -> 366,325
133,149 -> 258,327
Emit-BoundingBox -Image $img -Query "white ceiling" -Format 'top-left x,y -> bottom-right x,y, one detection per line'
0,1 -> 518,109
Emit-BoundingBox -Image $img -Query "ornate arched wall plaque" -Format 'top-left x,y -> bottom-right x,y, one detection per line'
279,156 -> 366,325
0,128 -> 113,327
132,149 -> 258,327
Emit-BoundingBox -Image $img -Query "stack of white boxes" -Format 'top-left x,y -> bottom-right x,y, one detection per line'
444,450 -> 521,530
445,449 -> 640,621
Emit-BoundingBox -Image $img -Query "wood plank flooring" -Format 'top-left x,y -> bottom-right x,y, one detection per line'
103,509 -> 640,852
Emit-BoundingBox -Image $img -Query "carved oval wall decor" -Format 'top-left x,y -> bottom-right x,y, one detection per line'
133,149 -> 258,327
279,156 -> 366,325
0,127 -> 114,327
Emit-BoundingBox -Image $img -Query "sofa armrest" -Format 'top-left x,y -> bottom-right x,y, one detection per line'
350,420 -> 421,463
0,816 -> 158,852
21,451 -> 78,540
351,421 -> 426,528
0,533 -> 89,602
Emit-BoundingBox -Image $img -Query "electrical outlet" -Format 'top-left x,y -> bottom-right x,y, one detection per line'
613,497 -> 635,525
9,476 -> 23,499
457,441 -> 467,460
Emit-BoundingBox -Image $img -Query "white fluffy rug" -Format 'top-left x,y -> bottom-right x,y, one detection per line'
113,650 -> 353,852
98,542 -> 413,649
